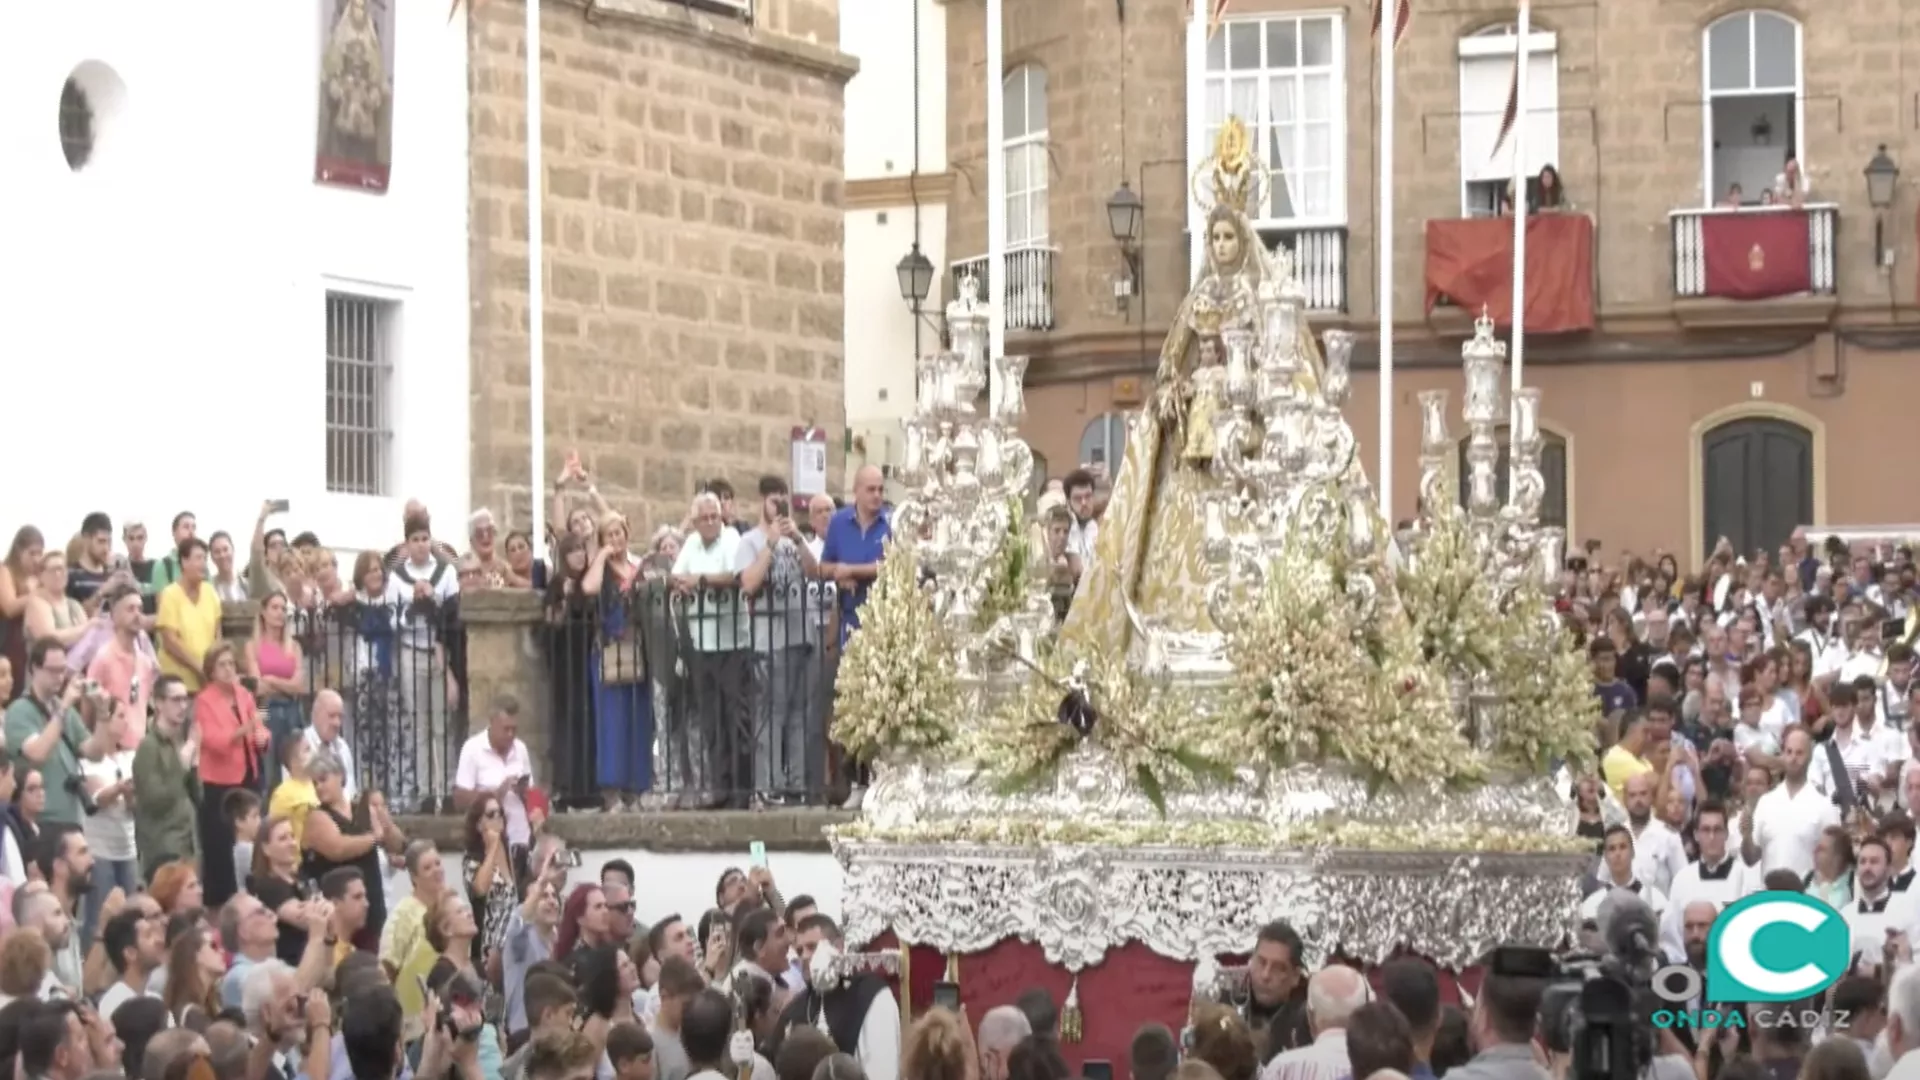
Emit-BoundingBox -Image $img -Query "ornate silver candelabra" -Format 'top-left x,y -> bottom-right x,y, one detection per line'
893,274 -> 1049,674
1196,267 -> 1373,646
1411,309 -> 1564,596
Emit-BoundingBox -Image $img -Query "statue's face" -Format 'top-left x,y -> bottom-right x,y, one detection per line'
1198,337 -> 1221,366
1207,219 -> 1241,271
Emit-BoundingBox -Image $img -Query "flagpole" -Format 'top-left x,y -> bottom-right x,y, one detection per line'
1509,0 -> 1529,434
1376,6 -> 1395,519
986,0 -> 1007,376
527,0 -> 546,544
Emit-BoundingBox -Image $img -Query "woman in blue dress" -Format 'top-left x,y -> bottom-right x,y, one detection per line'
581,515 -> 653,811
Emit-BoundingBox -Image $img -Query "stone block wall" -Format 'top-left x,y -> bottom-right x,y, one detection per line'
468,0 -> 860,535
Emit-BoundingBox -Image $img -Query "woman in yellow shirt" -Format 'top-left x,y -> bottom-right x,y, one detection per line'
267,737 -> 320,848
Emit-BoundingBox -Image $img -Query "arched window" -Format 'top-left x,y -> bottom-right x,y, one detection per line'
1702,11 -> 1801,206
1004,66 -> 1049,247
1456,22 -> 1559,217
1456,427 -> 1569,531
1078,413 -> 1129,472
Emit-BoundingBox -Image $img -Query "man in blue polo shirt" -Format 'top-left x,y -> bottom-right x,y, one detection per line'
820,465 -> 890,642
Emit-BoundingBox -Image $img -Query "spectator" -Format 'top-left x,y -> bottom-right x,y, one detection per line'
85,584 -> 157,752
5,640 -> 118,830
193,643 -> 268,909
96,907 -> 163,1018
585,513 -> 650,811
0,527 -> 48,698
1345,1002 -> 1415,1080
1130,1024 -> 1179,1080
736,476 -> 831,806
154,537 -> 220,693
22,552 -> 89,655
244,590 -> 307,789
819,467 -> 889,642
159,924 -> 225,1029
302,750 -> 399,953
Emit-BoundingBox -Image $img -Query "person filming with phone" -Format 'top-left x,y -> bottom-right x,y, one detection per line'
4,638 -> 120,831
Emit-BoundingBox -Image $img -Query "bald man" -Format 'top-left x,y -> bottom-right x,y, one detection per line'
819,466 -> 892,642
977,1006 -> 1032,1080
1622,772 -> 1686,894
303,689 -> 358,801
1260,966 -> 1368,1080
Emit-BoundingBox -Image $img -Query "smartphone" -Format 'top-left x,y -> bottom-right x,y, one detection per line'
770,497 -> 791,519
1083,1061 -> 1114,1080
1884,617 -> 1907,642
749,840 -> 767,869
268,499 -> 291,515
931,982 -> 961,1011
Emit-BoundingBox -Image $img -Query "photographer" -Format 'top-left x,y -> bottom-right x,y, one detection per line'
1447,961 -> 1549,1080
2,639 -> 120,830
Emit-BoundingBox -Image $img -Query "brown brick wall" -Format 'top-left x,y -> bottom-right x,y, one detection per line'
945,0 -> 1920,338
469,0 -> 857,535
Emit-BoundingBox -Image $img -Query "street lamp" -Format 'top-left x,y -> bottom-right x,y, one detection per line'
1866,145 -> 1900,210
896,243 -> 935,311
1107,182 -> 1144,305
1866,145 -> 1901,269
1106,181 -> 1143,246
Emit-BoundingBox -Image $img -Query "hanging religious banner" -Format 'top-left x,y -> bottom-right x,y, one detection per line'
316,0 -> 396,193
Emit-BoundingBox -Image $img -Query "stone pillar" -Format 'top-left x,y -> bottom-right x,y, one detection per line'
457,589 -> 553,759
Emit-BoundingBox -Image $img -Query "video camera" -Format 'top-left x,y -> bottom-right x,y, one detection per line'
1500,888 -> 1667,1080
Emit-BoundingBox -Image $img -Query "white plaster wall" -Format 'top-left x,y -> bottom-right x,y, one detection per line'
400,849 -> 845,930
841,0 -> 947,179
0,0 -> 472,560
844,204 -> 946,449
840,0 -> 948,473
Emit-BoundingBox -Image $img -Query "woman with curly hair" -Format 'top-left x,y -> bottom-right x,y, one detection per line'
462,792 -> 517,966
902,1007 -> 977,1080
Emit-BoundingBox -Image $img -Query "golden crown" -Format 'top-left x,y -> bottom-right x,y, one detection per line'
1191,116 -> 1267,215
1191,298 -> 1225,335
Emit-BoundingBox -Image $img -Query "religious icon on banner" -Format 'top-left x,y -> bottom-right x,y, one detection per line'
790,427 -> 828,499
316,0 -> 396,193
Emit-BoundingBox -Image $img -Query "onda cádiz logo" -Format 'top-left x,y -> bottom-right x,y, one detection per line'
1650,893 -> 1853,1031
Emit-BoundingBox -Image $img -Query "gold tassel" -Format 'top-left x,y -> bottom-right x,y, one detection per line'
945,953 -> 961,987
1061,975 -> 1084,1043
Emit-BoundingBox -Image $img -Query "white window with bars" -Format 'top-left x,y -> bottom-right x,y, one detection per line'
1004,65 -> 1050,247
1201,14 -> 1347,226
325,292 -> 396,497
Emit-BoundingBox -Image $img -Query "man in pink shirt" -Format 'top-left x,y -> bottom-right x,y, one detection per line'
84,584 -> 156,750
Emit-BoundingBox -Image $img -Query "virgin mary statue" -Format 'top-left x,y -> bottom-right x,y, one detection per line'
1061,117 -> 1340,657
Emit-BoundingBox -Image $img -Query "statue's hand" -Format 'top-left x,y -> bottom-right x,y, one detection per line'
1154,378 -> 1189,425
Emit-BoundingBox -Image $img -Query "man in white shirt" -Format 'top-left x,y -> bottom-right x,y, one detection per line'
1797,597 -> 1848,680
453,696 -> 534,850
1659,802 -> 1752,960
1582,825 -> 1669,928
1883,645 -> 1917,733
390,511 -> 460,810
1745,726 -> 1841,877
1259,965 -> 1367,1080
1842,615 -> 1890,685
1846,836 -> 1920,976
1622,773 -> 1687,895
1818,681 -> 1904,809
1062,469 -> 1099,581
95,907 -> 163,1019
302,690 -> 358,803
671,492 -> 750,809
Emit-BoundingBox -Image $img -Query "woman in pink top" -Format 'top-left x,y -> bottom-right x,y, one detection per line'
245,591 -> 307,789
85,585 -> 156,750
196,642 -> 269,908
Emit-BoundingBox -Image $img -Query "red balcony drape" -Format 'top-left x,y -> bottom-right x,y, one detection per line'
1699,211 -> 1811,300
1424,213 -> 1595,334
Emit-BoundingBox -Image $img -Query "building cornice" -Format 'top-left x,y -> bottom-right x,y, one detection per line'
846,171 -> 955,209
574,0 -> 860,83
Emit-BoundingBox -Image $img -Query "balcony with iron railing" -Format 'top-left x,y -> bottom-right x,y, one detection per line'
1257,225 -> 1349,313
1669,203 -> 1838,302
949,246 -> 1059,331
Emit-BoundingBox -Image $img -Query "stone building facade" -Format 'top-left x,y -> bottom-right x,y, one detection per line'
469,0 -> 857,534
941,0 -> 1920,563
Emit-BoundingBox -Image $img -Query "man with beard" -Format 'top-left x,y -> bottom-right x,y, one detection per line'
775,914 -> 898,1080
1659,802 -> 1752,959
1621,772 -> 1687,895
1744,726 -> 1841,876
1244,921 -> 1311,1062
1845,835 -> 1918,975
36,828 -> 93,990
15,887 -> 76,999
640,915 -> 700,1025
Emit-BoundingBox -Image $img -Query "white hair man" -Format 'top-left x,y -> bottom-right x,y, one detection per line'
670,489 -> 748,809
977,1006 -> 1032,1080
1259,965 -> 1368,1080
244,959 -> 329,1080
1885,964 -> 1920,1078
